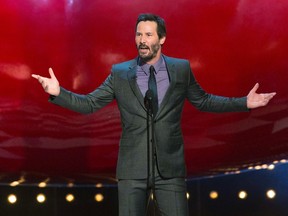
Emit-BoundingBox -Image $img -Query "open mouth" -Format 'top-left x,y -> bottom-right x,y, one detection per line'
139,45 -> 149,50
138,45 -> 150,55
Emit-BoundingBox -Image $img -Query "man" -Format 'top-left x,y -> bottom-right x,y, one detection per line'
32,14 -> 276,216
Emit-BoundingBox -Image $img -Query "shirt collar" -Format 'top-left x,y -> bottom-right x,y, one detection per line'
138,55 -> 164,75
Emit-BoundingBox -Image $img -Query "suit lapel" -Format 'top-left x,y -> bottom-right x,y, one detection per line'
157,56 -> 177,116
127,58 -> 147,110
126,56 -> 178,116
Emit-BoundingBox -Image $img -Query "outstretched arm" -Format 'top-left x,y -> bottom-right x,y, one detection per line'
31,68 -> 60,96
247,83 -> 276,109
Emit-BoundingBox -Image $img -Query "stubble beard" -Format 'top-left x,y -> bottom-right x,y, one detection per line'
137,43 -> 161,63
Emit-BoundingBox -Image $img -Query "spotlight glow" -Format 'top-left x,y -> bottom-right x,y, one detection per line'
96,183 -> 103,188
261,164 -> 268,169
66,194 -> 75,202
209,191 -> 218,199
67,182 -> 74,187
37,194 -> 46,203
7,194 -> 17,204
38,182 -> 47,188
238,191 -> 248,199
10,177 -> 25,187
95,193 -> 104,202
10,181 -> 20,187
266,190 -> 276,199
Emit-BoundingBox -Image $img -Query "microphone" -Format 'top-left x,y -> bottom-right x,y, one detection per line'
144,89 -> 153,110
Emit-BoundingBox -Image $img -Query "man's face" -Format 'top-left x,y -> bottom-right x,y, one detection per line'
135,21 -> 166,63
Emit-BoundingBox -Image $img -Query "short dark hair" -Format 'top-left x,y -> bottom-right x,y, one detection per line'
136,13 -> 166,39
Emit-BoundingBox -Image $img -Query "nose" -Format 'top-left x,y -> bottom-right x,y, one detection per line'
139,35 -> 146,44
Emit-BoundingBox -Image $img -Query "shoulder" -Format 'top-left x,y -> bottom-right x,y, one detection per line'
162,55 -> 190,71
162,55 -> 190,65
112,58 -> 138,72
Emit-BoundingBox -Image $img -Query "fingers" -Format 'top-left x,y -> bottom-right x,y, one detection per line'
250,83 -> 259,93
31,74 -> 40,79
49,67 -> 56,79
247,83 -> 276,109
31,68 -> 55,80
31,74 -> 45,86
249,83 -> 276,98
31,68 -> 60,95
31,73 -> 48,89
263,92 -> 277,101
259,92 -> 277,107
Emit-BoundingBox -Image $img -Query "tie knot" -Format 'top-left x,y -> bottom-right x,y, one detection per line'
149,65 -> 155,75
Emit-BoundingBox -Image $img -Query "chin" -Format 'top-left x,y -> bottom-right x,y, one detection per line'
139,55 -> 151,61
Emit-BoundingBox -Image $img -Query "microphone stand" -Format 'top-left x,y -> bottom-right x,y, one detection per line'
144,90 -> 160,216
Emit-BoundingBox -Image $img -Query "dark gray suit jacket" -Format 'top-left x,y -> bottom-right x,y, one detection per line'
50,55 -> 248,179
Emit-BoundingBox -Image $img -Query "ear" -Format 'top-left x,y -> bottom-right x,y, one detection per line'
160,36 -> 166,45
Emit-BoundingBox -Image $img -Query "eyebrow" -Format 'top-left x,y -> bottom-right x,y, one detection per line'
136,31 -> 153,35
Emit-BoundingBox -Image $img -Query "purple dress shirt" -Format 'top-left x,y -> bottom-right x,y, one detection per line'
136,55 -> 170,107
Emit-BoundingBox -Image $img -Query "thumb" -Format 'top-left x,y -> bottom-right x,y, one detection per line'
48,67 -> 57,80
250,83 -> 259,94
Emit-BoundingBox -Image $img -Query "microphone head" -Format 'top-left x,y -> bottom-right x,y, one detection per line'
145,89 -> 153,100
144,89 -> 153,111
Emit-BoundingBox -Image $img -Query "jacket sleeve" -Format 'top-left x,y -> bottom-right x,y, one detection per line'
186,66 -> 249,113
49,73 -> 115,114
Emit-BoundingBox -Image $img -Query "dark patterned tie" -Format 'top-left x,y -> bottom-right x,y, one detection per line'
149,65 -> 158,116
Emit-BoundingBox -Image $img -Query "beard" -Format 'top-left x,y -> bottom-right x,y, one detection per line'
137,42 -> 161,63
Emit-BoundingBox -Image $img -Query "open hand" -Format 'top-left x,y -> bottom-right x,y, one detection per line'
247,83 -> 276,109
32,68 -> 60,96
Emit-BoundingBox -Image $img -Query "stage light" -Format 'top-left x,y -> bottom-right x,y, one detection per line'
96,183 -> 103,188
10,176 -> 25,187
273,160 -> 279,164
10,181 -> 20,187
36,194 -> 46,203
38,178 -> 50,188
186,192 -> 190,200
7,194 -> 17,204
95,193 -> 104,202
66,194 -> 75,202
38,182 -> 47,188
209,191 -> 218,199
261,164 -> 268,169
238,191 -> 248,199
268,164 -> 275,170
266,190 -> 276,199
67,182 -> 74,187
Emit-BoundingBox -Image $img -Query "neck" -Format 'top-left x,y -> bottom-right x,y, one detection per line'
142,52 -> 162,65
